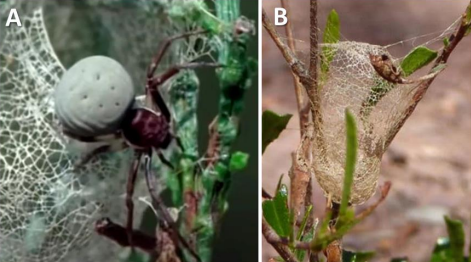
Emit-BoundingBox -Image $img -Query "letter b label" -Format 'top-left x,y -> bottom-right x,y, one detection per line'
274,8 -> 287,26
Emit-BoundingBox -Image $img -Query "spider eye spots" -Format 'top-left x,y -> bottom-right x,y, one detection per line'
82,95 -> 88,100
381,54 -> 389,61
99,104 -> 103,108
115,102 -> 120,106
110,86 -> 115,90
96,73 -> 100,80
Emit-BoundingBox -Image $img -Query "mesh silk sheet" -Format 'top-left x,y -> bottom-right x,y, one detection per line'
0,9 -> 140,262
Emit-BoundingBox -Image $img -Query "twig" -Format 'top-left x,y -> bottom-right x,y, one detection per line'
310,182 -> 392,252
385,5 -> 471,148
262,219 -> 303,262
262,9 -> 311,88
262,188 -> 273,199
307,0 -> 326,157
355,181 -> 391,221
289,152 -> 311,223
144,155 -> 202,262
280,0 -> 308,135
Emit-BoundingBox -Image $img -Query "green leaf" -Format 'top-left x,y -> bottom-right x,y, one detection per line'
262,184 -> 292,238
400,46 -> 438,77
431,237 -> 452,262
297,205 -> 313,240
443,37 -> 450,48
466,3 -> 471,36
276,174 -> 284,194
229,151 -> 249,172
343,250 -> 375,262
466,3 -> 471,24
323,10 -> 340,44
340,109 -> 357,217
296,224 -> 315,261
262,110 -> 292,153
444,216 -> 465,261
321,9 -> 341,76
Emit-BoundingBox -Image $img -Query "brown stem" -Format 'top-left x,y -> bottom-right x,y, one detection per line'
289,152 -> 311,223
262,9 -> 311,88
385,7 -> 471,148
355,181 -> 391,221
262,188 -> 273,199
262,218 -> 309,262
280,0 -> 308,135
307,0 -> 326,157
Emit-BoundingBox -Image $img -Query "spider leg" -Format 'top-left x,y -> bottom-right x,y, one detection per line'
143,154 -> 201,262
157,151 -> 174,170
125,151 -> 142,249
74,140 -> 128,169
147,62 -> 221,122
146,30 -> 206,79
173,135 -> 185,152
74,144 -> 111,169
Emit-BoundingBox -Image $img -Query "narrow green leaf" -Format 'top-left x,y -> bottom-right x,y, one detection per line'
276,174 -> 284,194
262,184 -> 291,238
340,110 -> 357,216
297,205 -> 313,240
229,151 -> 249,172
400,46 -> 438,77
431,237 -> 452,262
323,10 -> 340,44
444,216 -> 465,261
321,9 -> 341,76
262,110 -> 292,153
336,208 -> 356,231
466,3 -> 471,24
296,224 -> 315,261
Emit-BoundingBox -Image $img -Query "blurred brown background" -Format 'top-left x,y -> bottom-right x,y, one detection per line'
262,0 -> 471,261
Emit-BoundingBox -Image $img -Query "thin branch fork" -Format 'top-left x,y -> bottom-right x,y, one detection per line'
262,218 -> 302,262
280,0 -> 309,135
385,5 -> 471,148
262,9 -> 311,89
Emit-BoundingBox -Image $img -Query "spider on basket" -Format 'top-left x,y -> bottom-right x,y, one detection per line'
54,30 -> 217,259
369,53 -> 445,84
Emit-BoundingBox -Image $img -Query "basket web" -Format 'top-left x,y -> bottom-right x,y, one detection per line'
295,23 -> 457,205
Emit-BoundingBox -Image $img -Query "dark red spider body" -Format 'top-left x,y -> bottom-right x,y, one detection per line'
121,108 -> 172,150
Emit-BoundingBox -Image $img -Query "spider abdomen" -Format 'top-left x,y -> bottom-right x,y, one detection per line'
122,108 -> 171,150
55,56 -> 135,137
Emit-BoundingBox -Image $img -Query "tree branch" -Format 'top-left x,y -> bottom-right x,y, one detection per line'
262,218 -> 307,262
262,9 -> 311,88
280,0 -> 309,135
385,5 -> 471,148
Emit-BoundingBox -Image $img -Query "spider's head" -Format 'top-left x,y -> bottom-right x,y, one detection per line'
121,108 -> 172,150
